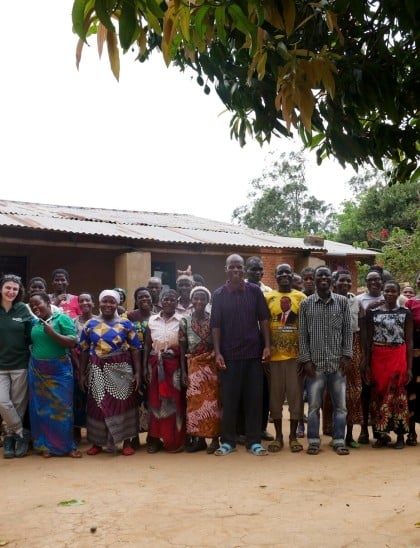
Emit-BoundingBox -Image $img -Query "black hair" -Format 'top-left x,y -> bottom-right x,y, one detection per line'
193,274 -> 205,285
133,286 -> 152,309
300,267 -> 315,277
28,276 -> 47,289
29,291 -> 51,304
245,256 -> 262,268
332,269 -> 351,282
383,280 -> 400,293
52,268 -> 70,281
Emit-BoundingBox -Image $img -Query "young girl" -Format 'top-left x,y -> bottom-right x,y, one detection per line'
365,281 -> 413,449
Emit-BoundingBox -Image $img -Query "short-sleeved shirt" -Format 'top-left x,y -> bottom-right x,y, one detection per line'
264,289 -> 306,361
0,302 -> 32,370
210,281 -> 269,360
148,312 -> 183,353
30,311 -> 77,359
368,306 -> 411,345
79,317 -> 141,357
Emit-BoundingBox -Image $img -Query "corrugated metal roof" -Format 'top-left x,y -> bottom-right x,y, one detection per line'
0,199 -> 376,256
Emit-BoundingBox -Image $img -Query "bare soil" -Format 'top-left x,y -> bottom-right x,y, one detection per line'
1,422 -> 420,548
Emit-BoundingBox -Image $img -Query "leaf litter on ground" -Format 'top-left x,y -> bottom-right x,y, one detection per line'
57,499 -> 85,507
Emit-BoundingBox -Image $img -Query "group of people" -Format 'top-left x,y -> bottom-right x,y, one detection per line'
0,259 -> 418,460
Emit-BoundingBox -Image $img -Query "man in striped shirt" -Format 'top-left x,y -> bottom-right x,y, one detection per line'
211,254 -> 271,456
298,266 -> 352,455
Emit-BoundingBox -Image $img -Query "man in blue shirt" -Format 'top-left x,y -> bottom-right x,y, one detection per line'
211,254 -> 271,456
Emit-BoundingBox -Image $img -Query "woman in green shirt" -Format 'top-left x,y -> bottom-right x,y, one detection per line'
29,291 -> 81,458
0,274 -> 32,458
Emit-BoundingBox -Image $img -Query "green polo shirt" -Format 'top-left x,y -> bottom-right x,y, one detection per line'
0,302 -> 32,370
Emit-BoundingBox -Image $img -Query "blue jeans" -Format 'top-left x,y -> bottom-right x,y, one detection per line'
306,370 -> 347,446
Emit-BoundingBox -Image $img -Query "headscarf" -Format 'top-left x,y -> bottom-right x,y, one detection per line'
99,289 -> 120,304
190,285 -> 211,303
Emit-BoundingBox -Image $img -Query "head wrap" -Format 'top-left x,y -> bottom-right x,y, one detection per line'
190,285 -> 211,303
99,289 -> 120,304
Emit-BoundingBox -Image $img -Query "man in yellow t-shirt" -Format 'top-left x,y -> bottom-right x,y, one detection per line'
265,264 -> 306,453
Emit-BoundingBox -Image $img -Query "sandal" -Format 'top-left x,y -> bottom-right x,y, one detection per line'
306,444 -> 320,455
372,436 -> 390,448
247,443 -> 268,456
214,443 -> 236,456
394,436 -> 405,450
69,450 -> 83,458
289,439 -> 303,453
268,438 -> 284,453
146,439 -> 163,454
334,445 -> 350,455
86,445 -> 103,456
406,433 -> 417,446
122,446 -> 136,456
346,438 -> 360,449
357,431 -> 369,444
206,439 -> 220,454
42,451 -> 52,459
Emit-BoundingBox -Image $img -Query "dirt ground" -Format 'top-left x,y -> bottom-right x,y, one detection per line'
1,421 -> 420,548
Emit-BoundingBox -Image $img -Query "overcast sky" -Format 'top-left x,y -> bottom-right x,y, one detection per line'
1,1 -> 354,223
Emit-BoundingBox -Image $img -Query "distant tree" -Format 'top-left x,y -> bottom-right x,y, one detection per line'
379,221 -> 420,285
72,0 -> 419,182
232,151 -> 336,236
335,171 -> 420,248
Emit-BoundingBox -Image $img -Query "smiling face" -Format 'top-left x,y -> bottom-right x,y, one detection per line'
78,293 -> 94,315
275,264 -> 293,291
52,273 -> 69,294
135,289 -> 152,312
99,296 -> 118,320
1,280 -> 20,307
161,291 -> 177,316
334,273 -> 352,296
29,294 -> 51,320
366,272 -> 382,297
315,267 -> 332,293
191,290 -> 209,313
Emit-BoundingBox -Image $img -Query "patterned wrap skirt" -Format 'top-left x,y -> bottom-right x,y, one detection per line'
29,355 -> 76,455
370,343 -> 409,435
186,351 -> 221,437
147,348 -> 186,451
86,351 -> 138,446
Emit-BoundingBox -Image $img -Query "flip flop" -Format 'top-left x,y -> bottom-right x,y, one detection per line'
247,443 -> 268,456
306,444 -> 320,455
268,439 -> 284,452
69,450 -> 83,458
334,445 -> 350,455
346,439 -> 360,449
214,443 -> 236,456
122,446 -> 136,456
289,440 -> 303,453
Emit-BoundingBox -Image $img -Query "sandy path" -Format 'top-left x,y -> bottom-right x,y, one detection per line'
1,426 -> 420,548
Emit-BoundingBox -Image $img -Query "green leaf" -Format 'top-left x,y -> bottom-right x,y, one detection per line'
119,1 -> 137,51
72,0 -> 90,39
94,0 -> 115,33
215,6 -> 227,43
57,499 -> 86,507
194,4 -> 210,41
227,4 -> 257,54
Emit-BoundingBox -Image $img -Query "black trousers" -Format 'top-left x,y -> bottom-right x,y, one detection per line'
220,359 -> 263,448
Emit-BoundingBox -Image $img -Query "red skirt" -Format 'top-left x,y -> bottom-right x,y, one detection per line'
370,344 -> 409,434
147,348 -> 186,451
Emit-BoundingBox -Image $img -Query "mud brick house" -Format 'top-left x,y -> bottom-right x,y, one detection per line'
0,200 -> 376,309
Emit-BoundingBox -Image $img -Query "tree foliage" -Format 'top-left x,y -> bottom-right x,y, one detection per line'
72,0 -> 419,182
379,221 -> 420,284
335,170 -> 420,247
232,151 -> 336,236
